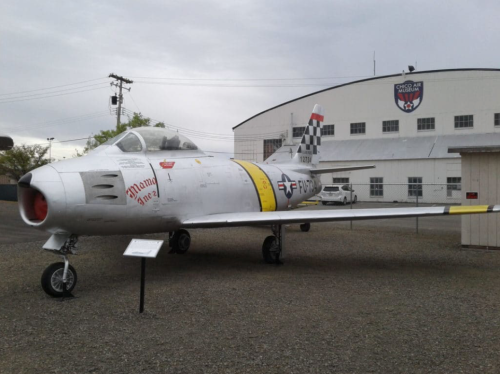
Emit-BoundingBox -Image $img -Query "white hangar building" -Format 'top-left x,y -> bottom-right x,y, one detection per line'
232,69 -> 500,203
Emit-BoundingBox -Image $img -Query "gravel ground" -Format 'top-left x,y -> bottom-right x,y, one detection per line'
1,223 -> 500,373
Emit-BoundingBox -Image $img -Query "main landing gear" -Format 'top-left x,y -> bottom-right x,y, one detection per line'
41,235 -> 78,298
300,223 -> 311,232
262,223 -> 311,264
169,229 -> 191,254
262,225 -> 284,264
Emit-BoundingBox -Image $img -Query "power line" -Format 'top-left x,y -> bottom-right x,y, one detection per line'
129,75 -> 369,81
133,81 -> 357,88
0,85 -> 110,104
0,82 -> 109,101
31,136 -> 93,146
0,77 -> 108,96
120,108 -> 284,141
126,91 -> 141,113
31,135 -> 290,156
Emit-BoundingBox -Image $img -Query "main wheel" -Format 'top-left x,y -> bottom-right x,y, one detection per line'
172,229 -> 191,254
262,236 -> 280,264
300,223 -> 311,232
343,197 -> 347,205
41,262 -> 77,298
322,201 -> 327,205
353,195 -> 357,204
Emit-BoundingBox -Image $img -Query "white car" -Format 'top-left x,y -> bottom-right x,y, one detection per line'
319,184 -> 357,205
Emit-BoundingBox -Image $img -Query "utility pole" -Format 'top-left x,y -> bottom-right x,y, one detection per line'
109,73 -> 133,129
47,137 -> 54,162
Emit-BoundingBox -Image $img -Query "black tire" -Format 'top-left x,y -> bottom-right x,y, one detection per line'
353,195 -> 357,204
262,236 -> 280,264
343,197 -> 347,205
322,201 -> 327,205
300,223 -> 311,232
172,229 -> 191,254
41,262 -> 77,298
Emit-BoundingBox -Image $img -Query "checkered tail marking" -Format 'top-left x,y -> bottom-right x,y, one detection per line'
297,112 -> 323,155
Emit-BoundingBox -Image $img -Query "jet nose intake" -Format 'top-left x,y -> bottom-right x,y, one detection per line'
17,166 -> 65,228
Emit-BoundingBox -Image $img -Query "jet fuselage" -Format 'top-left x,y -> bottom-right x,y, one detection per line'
18,146 -> 321,236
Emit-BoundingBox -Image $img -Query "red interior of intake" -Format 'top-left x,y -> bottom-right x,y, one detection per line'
34,191 -> 48,221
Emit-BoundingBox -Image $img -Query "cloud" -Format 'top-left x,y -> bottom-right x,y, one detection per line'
1,0 -> 499,159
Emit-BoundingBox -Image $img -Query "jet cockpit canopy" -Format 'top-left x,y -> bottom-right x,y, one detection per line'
102,127 -> 199,153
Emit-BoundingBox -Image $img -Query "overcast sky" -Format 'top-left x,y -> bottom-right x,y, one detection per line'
1,0 -> 499,160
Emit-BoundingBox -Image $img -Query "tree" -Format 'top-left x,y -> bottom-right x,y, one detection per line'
77,112 -> 165,155
0,144 -> 49,181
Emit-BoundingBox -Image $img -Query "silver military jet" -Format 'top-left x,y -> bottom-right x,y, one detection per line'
17,105 -> 500,297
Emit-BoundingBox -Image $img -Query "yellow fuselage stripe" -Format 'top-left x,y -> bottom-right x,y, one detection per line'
233,160 -> 276,212
448,205 -> 489,214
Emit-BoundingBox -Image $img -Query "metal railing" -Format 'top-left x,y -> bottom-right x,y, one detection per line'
317,183 -> 461,234
347,183 -> 461,205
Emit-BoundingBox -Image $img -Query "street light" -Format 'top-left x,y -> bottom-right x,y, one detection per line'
47,137 -> 54,162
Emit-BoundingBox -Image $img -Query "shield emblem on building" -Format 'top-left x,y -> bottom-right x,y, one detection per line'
394,80 -> 424,113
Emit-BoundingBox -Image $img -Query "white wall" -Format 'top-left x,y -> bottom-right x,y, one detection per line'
317,158 -> 461,204
461,152 -> 500,248
234,70 -> 500,162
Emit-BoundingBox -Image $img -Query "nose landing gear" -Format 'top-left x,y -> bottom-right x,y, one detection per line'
41,235 -> 78,298
41,259 -> 77,298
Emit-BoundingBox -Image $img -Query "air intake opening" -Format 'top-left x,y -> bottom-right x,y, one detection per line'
18,186 -> 49,224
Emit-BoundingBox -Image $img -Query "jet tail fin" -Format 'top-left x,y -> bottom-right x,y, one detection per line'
292,104 -> 324,165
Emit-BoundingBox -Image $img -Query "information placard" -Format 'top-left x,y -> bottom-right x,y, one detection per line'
124,239 -> 164,258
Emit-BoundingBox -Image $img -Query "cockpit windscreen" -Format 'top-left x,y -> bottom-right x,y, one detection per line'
133,127 -> 198,152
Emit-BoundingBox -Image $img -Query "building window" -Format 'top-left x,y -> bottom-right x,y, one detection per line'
292,126 -> 306,138
263,139 -> 282,161
382,120 -> 399,133
370,177 -> 383,197
322,124 -> 335,136
408,177 -> 423,197
447,177 -> 461,197
454,115 -> 473,129
417,117 -> 435,131
350,122 -> 366,135
495,113 -> 500,127
333,178 -> 349,184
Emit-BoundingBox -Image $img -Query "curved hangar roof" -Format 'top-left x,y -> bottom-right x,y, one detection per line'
233,68 -> 500,130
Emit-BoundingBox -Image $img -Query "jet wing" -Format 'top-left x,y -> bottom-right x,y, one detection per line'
181,205 -> 500,229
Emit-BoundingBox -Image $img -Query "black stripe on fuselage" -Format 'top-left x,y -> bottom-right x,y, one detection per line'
149,163 -> 160,198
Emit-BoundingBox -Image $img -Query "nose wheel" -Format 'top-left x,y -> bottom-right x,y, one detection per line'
41,260 -> 77,298
41,234 -> 79,298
